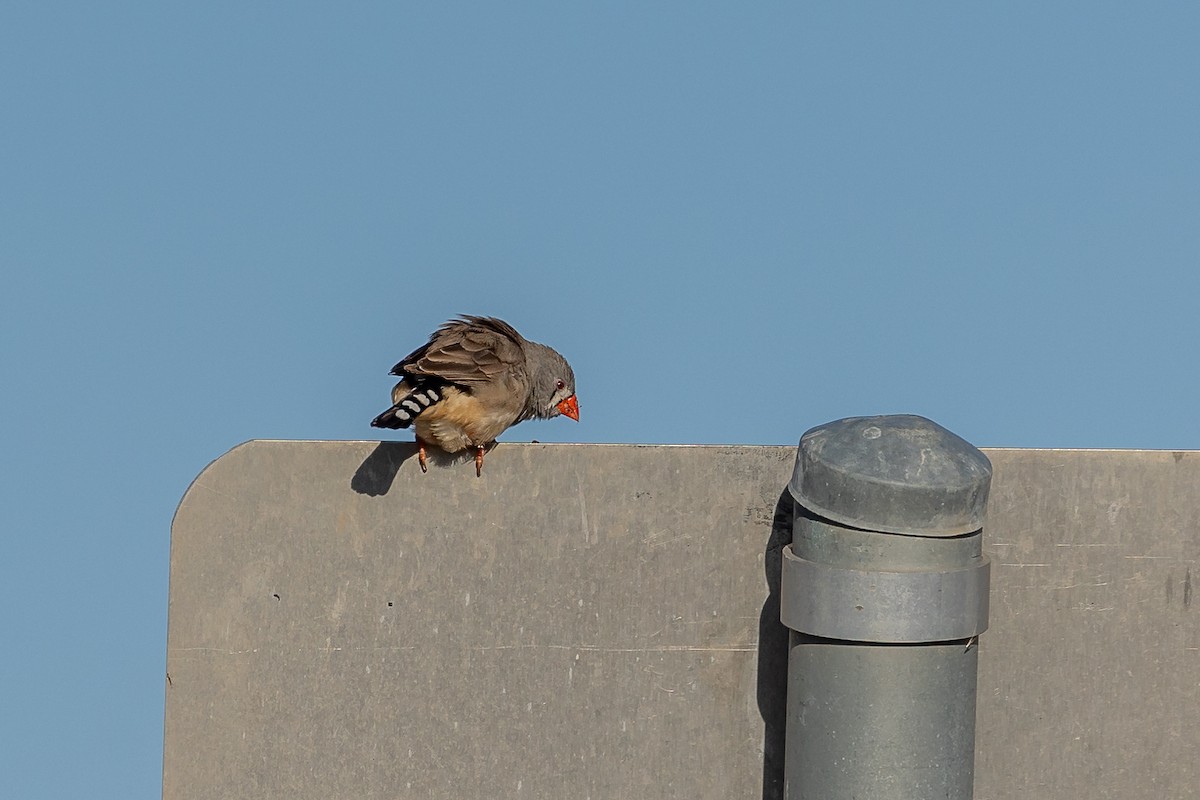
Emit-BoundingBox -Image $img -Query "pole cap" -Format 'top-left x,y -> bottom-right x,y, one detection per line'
789,415 -> 992,537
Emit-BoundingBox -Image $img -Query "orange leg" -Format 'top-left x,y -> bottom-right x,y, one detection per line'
474,445 -> 486,477
416,436 -> 429,474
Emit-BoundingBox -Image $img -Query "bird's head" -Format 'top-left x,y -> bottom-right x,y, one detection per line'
527,343 -> 579,422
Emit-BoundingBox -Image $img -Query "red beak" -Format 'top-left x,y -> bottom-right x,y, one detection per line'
556,394 -> 579,421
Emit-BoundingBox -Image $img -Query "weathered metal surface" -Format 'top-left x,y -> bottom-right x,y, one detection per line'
975,448 -> 1199,798
164,442 -> 796,800
164,442 -> 1199,799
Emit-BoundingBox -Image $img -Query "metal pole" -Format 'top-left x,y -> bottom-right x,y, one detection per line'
780,415 -> 992,799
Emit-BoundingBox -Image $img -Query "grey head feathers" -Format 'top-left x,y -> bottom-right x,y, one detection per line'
522,341 -> 577,421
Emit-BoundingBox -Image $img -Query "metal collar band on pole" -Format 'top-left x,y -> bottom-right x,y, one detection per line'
781,415 -> 992,800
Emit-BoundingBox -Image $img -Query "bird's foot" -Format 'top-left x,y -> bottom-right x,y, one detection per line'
474,445 -> 485,477
416,437 -> 429,474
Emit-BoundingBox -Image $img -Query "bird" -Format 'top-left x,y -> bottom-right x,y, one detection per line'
370,315 -> 579,476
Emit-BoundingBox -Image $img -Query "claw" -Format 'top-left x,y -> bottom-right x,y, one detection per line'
416,436 -> 428,474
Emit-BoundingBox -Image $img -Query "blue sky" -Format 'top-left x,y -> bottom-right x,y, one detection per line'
3,3 -> 1198,797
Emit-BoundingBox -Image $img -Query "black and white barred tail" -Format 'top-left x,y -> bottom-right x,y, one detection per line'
370,385 -> 442,429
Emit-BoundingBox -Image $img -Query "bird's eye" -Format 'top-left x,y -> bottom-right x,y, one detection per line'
555,379 -> 565,390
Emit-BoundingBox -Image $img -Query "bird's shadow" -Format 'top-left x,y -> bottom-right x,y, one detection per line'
350,441 -> 477,495
757,488 -> 794,800
351,442 -> 414,496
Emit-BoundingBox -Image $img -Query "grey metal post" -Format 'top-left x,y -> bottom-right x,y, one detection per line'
780,415 -> 992,799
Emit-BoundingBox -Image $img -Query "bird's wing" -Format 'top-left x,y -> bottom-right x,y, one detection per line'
391,316 -> 526,385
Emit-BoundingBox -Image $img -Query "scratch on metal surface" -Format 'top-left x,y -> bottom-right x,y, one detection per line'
1054,543 -> 1122,547
999,563 -> 1050,567
192,480 -> 237,503
576,474 -> 592,544
1123,555 -> 1174,560
475,643 -> 757,653
170,642 -> 757,658
647,532 -> 692,549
